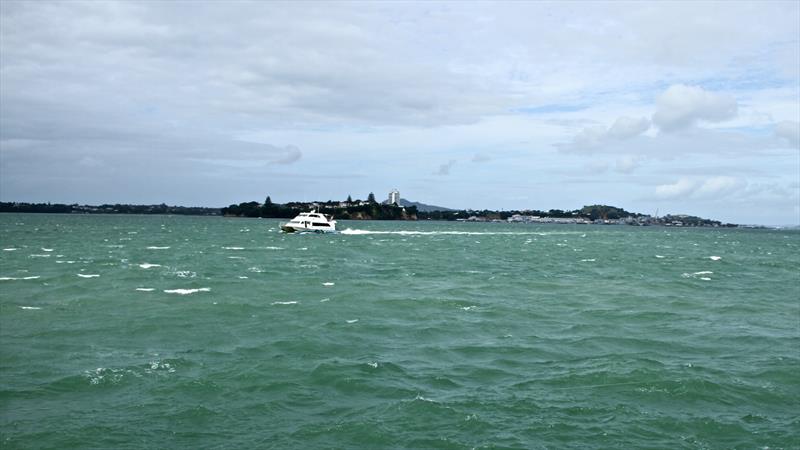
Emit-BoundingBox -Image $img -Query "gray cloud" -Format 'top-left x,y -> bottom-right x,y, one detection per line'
775,121 -> 799,148
471,153 -> 492,163
435,160 -> 457,176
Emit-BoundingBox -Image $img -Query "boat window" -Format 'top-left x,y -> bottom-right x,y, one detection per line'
312,222 -> 330,227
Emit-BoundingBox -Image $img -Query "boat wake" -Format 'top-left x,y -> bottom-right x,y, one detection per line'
340,229 -> 578,236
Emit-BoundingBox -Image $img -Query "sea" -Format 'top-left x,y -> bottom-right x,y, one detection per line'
1,213 -> 798,449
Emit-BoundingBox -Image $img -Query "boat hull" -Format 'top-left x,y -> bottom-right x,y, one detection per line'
280,224 -> 335,233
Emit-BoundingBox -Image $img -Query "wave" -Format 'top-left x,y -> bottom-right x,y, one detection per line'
164,288 -> 210,295
139,263 -> 161,269
77,274 -> 100,278
0,276 -> 40,281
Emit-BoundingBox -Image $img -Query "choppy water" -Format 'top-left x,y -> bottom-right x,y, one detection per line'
1,214 -> 798,449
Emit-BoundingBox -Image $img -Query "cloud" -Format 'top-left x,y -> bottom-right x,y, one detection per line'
435,160 -> 457,176
269,145 -> 302,165
695,176 -> 747,197
607,116 -> 651,139
655,176 -> 746,199
615,155 -> 641,174
775,121 -> 799,148
652,85 -> 737,132
655,178 -> 697,199
471,153 -> 492,163
561,116 -> 650,152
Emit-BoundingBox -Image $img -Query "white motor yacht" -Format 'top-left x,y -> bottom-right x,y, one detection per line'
280,211 -> 337,233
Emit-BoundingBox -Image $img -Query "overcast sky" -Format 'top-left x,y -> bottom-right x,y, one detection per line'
1,1 -> 798,224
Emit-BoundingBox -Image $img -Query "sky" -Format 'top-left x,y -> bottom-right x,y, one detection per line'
1,1 -> 798,225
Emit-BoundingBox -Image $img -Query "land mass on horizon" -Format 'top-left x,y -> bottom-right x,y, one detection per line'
1,198 -> 740,228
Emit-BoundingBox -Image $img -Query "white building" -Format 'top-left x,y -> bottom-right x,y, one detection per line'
388,189 -> 400,205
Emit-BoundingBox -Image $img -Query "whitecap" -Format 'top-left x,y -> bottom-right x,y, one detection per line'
346,319 -> 359,324
0,276 -> 41,281
146,246 -> 170,250
227,256 -> 245,259
580,258 -> 596,262
41,248 -> 54,252
238,276 -> 249,279
139,263 -> 161,269
322,282 -> 335,286
265,246 -> 284,250
3,248 -> 19,251
655,255 -> 665,259
367,362 -> 378,368
19,306 -> 42,310
271,301 -> 298,305
320,298 -> 330,302
700,277 -> 712,281
299,247 -> 308,251
135,288 -> 155,292
56,260 -> 77,264
223,246 -> 245,250
709,256 -> 722,261
77,274 -> 100,278
29,254 -> 51,258
461,306 -> 477,311
163,288 -> 210,295
693,271 -> 713,275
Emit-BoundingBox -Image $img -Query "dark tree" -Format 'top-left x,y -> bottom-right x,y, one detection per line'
347,195 -> 353,203
367,192 -> 376,203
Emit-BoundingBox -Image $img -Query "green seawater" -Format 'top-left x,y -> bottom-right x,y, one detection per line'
1,213 -> 798,449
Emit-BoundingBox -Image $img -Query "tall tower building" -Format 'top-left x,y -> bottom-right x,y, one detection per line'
388,189 -> 400,205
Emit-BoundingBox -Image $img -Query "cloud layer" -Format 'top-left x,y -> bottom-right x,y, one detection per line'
0,1 -> 798,224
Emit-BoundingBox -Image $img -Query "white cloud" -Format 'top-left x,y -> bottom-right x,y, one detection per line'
695,176 -> 747,197
652,85 -> 737,132
775,121 -> 800,148
607,116 -> 650,139
655,176 -> 746,199
655,178 -> 697,199
561,116 -> 650,152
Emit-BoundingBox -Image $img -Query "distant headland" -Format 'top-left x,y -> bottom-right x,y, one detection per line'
1,191 -> 739,227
